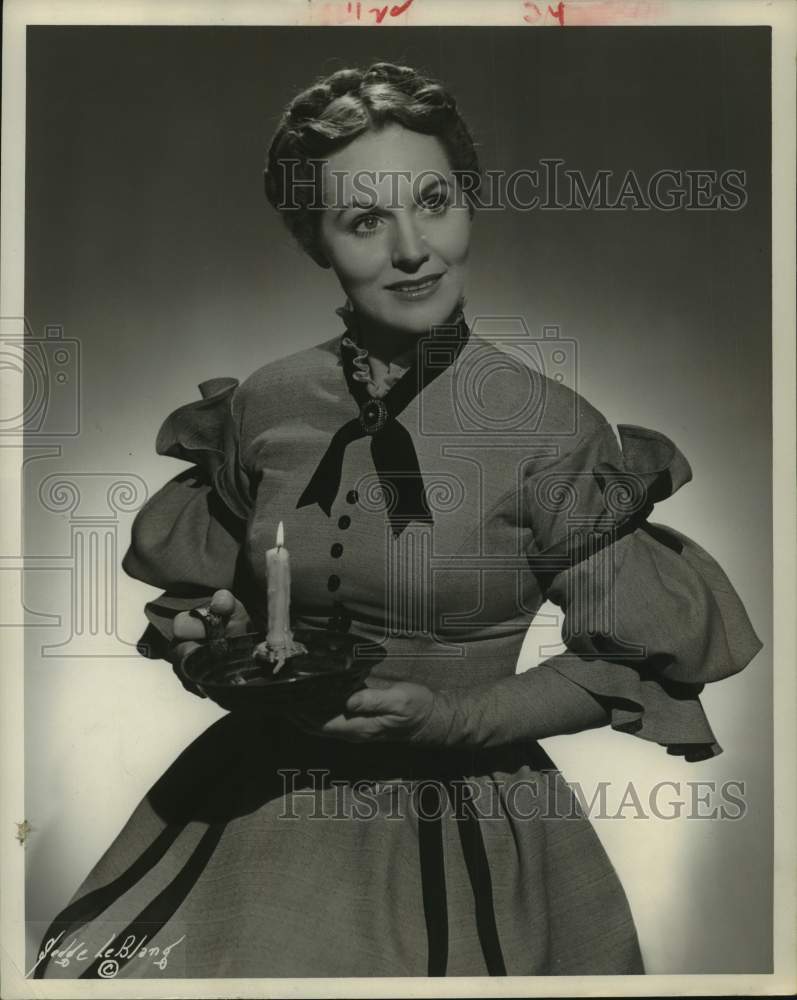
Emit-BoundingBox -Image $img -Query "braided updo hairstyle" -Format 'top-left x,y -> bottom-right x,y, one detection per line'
264,62 -> 481,261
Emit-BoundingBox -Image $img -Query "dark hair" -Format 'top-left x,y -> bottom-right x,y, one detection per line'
264,62 -> 481,258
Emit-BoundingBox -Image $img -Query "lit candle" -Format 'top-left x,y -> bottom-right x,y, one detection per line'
256,522 -> 307,674
266,521 -> 292,646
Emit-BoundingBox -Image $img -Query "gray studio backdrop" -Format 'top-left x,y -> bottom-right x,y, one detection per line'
22,26 -> 771,973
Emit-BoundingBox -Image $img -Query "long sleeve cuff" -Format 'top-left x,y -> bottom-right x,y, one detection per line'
408,663 -> 611,750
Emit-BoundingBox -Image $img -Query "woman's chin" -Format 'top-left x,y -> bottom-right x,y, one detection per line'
370,297 -> 463,336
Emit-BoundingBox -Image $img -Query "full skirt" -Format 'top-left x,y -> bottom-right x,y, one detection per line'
34,713 -> 643,979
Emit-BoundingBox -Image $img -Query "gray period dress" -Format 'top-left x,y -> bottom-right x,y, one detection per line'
36,314 -> 762,980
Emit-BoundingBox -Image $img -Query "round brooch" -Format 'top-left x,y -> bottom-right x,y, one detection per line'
359,398 -> 389,435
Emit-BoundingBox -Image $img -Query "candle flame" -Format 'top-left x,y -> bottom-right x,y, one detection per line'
276,521 -> 284,548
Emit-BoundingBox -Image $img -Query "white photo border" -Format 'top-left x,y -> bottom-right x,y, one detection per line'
1,1 -> 794,997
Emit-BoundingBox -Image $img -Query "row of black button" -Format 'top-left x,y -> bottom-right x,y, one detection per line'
327,489 -> 358,592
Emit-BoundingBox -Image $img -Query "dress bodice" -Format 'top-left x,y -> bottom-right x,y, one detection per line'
123,321 -> 762,758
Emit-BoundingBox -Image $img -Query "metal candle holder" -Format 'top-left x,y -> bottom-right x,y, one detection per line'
180,628 -> 385,716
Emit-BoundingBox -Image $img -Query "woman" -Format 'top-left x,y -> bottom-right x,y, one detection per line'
36,62 -> 762,980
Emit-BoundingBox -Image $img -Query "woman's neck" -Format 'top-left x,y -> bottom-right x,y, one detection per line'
360,324 -> 419,368
347,299 -> 465,367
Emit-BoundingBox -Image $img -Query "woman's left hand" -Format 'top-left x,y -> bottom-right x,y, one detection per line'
289,680 -> 437,743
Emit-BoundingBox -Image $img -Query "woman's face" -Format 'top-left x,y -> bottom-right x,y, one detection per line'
315,124 -> 472,335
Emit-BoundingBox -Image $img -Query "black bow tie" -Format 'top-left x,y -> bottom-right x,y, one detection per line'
296,306 -> 470,536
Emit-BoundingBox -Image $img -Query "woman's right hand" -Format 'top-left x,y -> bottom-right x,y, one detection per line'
171,589 -> 253,697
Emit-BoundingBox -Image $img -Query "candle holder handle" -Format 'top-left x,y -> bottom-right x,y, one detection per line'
189,606 -> 227,641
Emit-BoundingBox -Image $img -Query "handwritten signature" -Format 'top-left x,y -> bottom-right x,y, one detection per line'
27,929 -> 186,978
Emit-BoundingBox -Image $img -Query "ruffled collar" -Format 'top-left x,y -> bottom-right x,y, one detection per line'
334,299 -> 467,370
296,301 -> 470,534
336,312 -> 414,399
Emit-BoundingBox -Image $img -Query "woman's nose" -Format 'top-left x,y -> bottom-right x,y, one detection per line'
391,217 -> 430,272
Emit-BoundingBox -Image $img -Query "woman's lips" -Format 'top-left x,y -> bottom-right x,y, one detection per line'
385,273 -> 444,300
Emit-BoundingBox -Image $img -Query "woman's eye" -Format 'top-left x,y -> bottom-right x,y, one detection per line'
352,214 -> 383,238
419,189 -> 449,213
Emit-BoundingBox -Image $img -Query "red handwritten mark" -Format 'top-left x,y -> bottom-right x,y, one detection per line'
369,0 -> 414,23
523,1 -> 565,25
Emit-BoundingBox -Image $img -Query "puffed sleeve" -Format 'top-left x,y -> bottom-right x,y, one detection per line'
122,377 -> 257,660
522,420 -> 763,761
